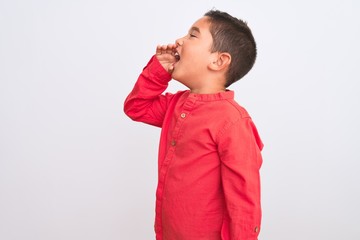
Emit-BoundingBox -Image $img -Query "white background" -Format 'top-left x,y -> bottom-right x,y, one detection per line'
1,0 -> 359,239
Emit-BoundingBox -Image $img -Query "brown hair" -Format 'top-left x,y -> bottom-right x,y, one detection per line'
205,10 -> 257,87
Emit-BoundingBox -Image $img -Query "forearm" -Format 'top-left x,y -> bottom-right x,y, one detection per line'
124,55 -> 172,127
222,164 -> 262,239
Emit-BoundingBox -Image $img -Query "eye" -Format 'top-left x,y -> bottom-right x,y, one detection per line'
189,33 -> 197,38
187,28 -> 199,38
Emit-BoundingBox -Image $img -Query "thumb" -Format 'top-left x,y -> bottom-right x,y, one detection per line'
168,64 -> 174,73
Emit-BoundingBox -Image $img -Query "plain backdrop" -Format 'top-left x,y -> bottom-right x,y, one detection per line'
1,0 -> 360,239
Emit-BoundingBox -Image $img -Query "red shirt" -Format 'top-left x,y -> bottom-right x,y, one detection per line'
124,56 -> 263,240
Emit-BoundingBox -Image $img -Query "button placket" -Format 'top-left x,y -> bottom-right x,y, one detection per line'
171,96 -> 196,144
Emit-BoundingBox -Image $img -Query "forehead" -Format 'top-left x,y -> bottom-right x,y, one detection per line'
190,16 -> 211,32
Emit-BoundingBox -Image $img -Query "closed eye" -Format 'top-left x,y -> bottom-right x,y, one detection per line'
188,26 -> 200,38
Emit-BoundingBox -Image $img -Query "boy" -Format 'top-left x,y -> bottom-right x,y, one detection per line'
124,9 -> 263,240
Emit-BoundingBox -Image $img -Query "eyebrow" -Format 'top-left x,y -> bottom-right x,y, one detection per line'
189,26 -> 200,33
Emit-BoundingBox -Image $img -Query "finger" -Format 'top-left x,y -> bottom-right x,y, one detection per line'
164,44 -> 173,53
159,45 -> 168,55
168,64 -> 174,73
156,45 -> 168,55
156,45 -> 163,55
165,44 -> 176,55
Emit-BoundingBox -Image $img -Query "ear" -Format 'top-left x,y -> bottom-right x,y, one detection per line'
208,52 -> 231,71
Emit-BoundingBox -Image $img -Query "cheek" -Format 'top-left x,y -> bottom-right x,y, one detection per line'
186,46 -> 210,61
182,50 -> 202,65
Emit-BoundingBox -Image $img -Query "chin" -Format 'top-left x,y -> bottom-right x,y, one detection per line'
172,74 -> 189,88
172,68 -> 185,80
171,70 -> 180,81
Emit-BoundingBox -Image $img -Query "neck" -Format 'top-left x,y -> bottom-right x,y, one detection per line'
190,86 -> 226,94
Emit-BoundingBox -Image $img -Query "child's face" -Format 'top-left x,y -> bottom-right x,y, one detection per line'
172,16 -> 215,88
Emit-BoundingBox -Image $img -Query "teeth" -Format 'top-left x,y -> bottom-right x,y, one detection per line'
174,52 -> 180,61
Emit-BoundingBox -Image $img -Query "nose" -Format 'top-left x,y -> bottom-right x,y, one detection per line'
175,37 -> 184,47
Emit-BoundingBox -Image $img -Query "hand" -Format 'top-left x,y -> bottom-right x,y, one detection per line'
156,44 -> 177,73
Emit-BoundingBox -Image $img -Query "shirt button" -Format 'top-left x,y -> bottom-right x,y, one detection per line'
254,226 -> 259,233
180,113 -> 186,118
171,140 -> 176,146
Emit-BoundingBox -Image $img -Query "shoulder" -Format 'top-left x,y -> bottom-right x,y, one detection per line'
214,98 -> 258,135
210,97 -> 251,126
222,99 -> 251,120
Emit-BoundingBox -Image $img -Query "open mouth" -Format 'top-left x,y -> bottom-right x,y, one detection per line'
174,52 -> 180,61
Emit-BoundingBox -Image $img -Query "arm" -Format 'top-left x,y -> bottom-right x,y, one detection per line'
218,117 -> 263,240
124,44 -> 178,127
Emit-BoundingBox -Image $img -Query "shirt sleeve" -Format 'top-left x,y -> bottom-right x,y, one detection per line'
124,55 -> 173,127
218,116 -> 263,240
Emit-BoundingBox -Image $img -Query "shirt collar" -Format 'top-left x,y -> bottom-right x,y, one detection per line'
186,90 -> 234,101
